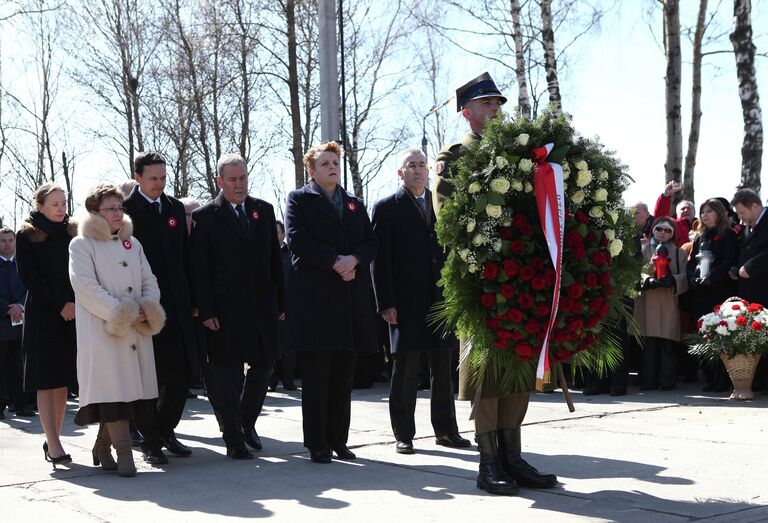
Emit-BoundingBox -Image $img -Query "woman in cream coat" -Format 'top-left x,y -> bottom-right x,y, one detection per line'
69,184 -> 165,477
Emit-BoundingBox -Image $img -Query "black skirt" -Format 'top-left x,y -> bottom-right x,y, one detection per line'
74,399 -> 156,426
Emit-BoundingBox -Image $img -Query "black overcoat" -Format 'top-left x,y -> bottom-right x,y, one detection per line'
123,189 -> 199,381
737,215 -> 768,305
190,192 -> 283,365
687,227 -> 738,321
371,187 -> 454,353
284,181 -> 378,353
15,212 -> 78,390
0,258 -> 26,342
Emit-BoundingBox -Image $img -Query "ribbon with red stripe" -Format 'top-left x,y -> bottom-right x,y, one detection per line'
532,144 -> 565,389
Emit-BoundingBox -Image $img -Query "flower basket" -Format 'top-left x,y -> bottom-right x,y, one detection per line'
720,353 -> 761,400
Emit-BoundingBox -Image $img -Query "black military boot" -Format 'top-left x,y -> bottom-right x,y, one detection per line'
497,428 -> 558,488
476,431 -> 518,496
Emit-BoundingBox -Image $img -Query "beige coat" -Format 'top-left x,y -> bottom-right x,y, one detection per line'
68,212 -> 165,408
633,240 -> 689,342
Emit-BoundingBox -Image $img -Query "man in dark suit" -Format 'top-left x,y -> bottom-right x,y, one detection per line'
372,148 -> 469,454
123,151 -> 199,465
0,227 -> 33,419
190,153 -> 284,459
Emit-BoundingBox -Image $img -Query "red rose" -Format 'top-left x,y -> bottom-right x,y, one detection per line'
731,304 -> 741,310
518,293 -> 534,309
567,283 -> 585,299
585,272 -> 598,289
531,257 -> 545,272
535,303 -> 550,317
483,262 -> 499,281
519,266 -> 535,281
519,223 -> 532,237
524,320 -> 540,334
496,329 -> 513,340
485,318 -> 499,330
573,244 -> 586,260
589,296 -> 604,313
510,241 -> 525,254
556,349 -> 573,361
500,283 -> 516,299
599,271 -> 612,285
510,331 -> 524,341
599,302 -> 610,317
499,227 -> 514,240
602,285 -> 614,298
512,213 -> 528,228
545,269 -> 556,287
575,210 -> 589,224
736,316 -> 748,326
506,308 -> 524,322
586,230 -> 596,244
600,234 -> 609,247
585,316 -> 600,329
481,294 -> 496,308
559,298 -> 573,312
531,276 -> 547,291
567,318 -> 583,331
719,320 -> 728,326
748,303 -> 764,313
553,331 -> 568,343
493,339 -> 508,350
752,321 -> 763,331
503,259 -> 519,277
515,343 -> 533,357
565,230 -> 583,248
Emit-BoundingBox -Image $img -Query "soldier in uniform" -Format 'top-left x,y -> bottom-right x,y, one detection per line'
433,73 -> 558,496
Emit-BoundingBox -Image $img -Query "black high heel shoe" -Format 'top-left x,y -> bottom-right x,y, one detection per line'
43,441 -> 72,469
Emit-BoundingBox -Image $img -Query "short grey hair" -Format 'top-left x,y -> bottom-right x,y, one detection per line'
217,153 -> 248,178
398,147 -> 426,169
633,202 -> 649,213
179,197 -> 201,211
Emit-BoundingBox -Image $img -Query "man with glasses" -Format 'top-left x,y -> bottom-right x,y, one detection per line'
123,151 -> 199,465
654,181 -> 695,247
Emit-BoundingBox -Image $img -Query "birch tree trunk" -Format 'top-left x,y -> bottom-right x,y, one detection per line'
730,0 -> 763,193
663,0 -> 683,186
539,0 -> 562,117
511,0 -> 531,121
285,0 -> 304,189
683,0 -> 708,203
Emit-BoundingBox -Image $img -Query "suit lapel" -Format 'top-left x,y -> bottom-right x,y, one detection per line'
395,186 -> 429,230
307,182 -> 344,224
213,192 -> 247,242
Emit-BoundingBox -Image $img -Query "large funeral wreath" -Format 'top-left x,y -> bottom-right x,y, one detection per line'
435,111 -> 641,394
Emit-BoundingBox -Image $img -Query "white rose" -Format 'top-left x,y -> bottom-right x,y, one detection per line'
468,263 -> 478,274
524,181 -> 533,193
574,160 -> 588,172
608,239 -> 623,257
495,156 -> 509,169
492,240 -> 503,252
490,178 -> 510,194
607,210 -> 619,224
519,158 -> 534,173
598,170 -> 609,181
459,249 -> 470,262
511,180 -> 524,192
466,219 -> 476,233
576,170 -> 592,188
472,234 -> 487,246
485,204 -> 503,218
572,190 -> 585,204
589,206 -> 604,219
594,188 -> 608,202
517,133 -> 530,146
604,229 -> 616,241
715,325 -> 729,336
468,182 -> 482,194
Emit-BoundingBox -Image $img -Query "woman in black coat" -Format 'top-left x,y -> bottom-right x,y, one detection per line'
284,141 -> 378,463
687,198 -> 738,391
16,183 -> 78,467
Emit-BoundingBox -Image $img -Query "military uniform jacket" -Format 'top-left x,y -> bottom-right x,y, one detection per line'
371,187 -> 454,353
123,189 -> 199,380
190,192 -> 284,365
432,131 -> 480,213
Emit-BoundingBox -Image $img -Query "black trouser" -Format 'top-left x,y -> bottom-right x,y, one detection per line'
389,349 -> 458,442
298,350 -> 356,451
136,383 -> 189,448
640,336 -> 677,389
204,360 -> 273,448
0,339 -> 30,409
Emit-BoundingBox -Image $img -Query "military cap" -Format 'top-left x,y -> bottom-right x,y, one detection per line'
456,72 -> 507,112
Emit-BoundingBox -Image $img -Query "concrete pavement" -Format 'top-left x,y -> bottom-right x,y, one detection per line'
1,382 -> 767,522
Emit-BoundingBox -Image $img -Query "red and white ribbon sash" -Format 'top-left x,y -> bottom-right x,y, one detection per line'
532,144 -> 565,386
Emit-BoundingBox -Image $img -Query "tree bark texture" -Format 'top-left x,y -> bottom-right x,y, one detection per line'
511,0 -> 531,121
285,0 -> 305,190
539,0 -> 562,117
683,0 -> 708,204
663,0 -> 683,188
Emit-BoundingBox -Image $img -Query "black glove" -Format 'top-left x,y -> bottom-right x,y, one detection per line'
642,277 -> 657,290
687,273 -> 698,288
658,274 -> 675,288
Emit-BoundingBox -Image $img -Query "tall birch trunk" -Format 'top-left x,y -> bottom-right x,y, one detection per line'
663,0 -> 683,187
511,0 -> 531,120
730,0 -> 763,193
683,0 -> 708,204
285,0 -> 304,189
539,0 -> 562,117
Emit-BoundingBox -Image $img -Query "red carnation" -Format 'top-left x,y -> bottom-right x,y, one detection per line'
748,303 -> 764,313
503,259 -> 519,277
520,266 -> 535,281
512,213 -> 528,228
535,303 -> 550,317
518,293 -> 534,309
719,320 -> 728,326
510,241 -> 525,254
485,318 -> 499,330
531,257 -> 545,272
736,316 -> 748,326
599,271 -> 611,285
515,343 -> 533,357
585,273 -> 598,289
481,294 -> 496,308
575,210 -> 589,224
524,320 -> 540,334
500,283 -> 516,299
752,321 -> 763,331
531,275 -> 547,291
732,304 -> 742,310
483,262 -> 499,281
499,227 -> 514,240
506,308 -> 524,322
567,283 -> 585,299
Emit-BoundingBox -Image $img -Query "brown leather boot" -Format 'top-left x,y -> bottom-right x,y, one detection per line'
92,423 -> 118,471
105,420 -> 137,477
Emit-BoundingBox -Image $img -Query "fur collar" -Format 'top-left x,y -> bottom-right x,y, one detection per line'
18,218 -> 78,243
80,212 -> 133,241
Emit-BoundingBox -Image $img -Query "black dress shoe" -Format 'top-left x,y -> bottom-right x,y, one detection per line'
14,405 -> 36,417
243,430 -> 263,451
309,449 -> 332,463
162,432 -> 192,456
332,445 -> 356,459
609,388 -> 627,396
282,381 -> 298,391
141,445 -> 169,465
435,434 -> 471,448
226,444 -> 254,460
504,458 -> 558,488
130,429 -> 144,447
396,440 -> 414,454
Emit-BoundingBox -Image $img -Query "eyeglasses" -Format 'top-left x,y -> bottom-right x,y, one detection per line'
654,226 -> 674,233
99,206 -> 125,214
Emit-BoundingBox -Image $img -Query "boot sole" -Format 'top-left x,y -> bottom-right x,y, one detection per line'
476,480 -> 518,496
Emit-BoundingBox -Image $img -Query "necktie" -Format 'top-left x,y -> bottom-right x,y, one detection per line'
235,204 -> 249,232
416,196 -> 428,221
151,201 -> 161,215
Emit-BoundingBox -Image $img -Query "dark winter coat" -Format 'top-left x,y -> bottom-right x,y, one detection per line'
190,192 -> 283,365
123,189 -> 199,383
371,186 -> 455,353
16,212 -> 78,390
736,213 -> 768,305
687,227 -> 738,322
0,257 -> 26,341
284,181 -> 378,353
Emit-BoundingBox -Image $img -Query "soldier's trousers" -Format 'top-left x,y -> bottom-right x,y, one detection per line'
471,393 -> 529,434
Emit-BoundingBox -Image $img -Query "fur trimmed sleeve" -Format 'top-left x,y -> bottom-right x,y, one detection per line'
133,297 -> 166,337
105,298 -> 140,337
